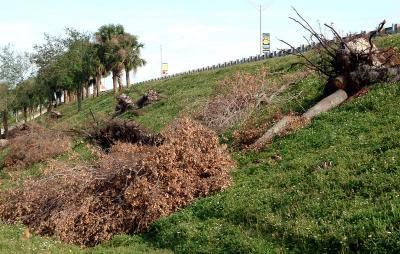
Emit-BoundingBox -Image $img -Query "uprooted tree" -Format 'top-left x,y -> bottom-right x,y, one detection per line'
282,8 -> 400,96
251,10 -> 400,150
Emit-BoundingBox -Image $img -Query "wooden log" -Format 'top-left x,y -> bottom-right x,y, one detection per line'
251,116 -> 294,149
303,89 -> 348,119
251,89 -> 348,150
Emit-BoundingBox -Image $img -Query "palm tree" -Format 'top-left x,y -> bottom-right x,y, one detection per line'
83,43 -> 105,97
95,24 -> 126,95
123,35 -> 146,88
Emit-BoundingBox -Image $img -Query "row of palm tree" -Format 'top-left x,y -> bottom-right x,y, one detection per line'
95,24 -> 146,95
31,24 -> 146,112
1,24 -> 146,137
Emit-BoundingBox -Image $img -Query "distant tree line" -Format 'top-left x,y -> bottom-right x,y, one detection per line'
0,24 -> 145,138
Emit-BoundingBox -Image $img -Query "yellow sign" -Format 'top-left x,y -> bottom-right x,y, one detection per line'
263,36 -> 270,45
162,63 -> 168,76
262,33 -> 270,53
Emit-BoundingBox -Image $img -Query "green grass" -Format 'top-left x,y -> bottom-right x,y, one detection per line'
146,82 -> 400,253
375,33 -> 400,52
1,34 -> 400,253
0,223 -> 171,254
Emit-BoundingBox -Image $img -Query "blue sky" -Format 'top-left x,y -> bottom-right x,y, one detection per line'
0,0 -> 398,87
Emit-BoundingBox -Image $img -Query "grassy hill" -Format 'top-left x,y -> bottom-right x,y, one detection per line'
0,34 -> 400,253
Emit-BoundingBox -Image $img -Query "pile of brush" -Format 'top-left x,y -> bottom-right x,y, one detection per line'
88,119 -> 164,150
0,118 -> 235,246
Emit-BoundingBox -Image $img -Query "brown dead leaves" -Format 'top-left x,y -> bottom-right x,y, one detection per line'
3,124 -> 71,170
0,117 -> 235,246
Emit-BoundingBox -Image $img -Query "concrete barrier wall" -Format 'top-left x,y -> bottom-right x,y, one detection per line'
134,24 -> 400,86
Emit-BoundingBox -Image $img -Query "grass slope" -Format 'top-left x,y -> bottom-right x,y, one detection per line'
148,82 -> 400,253
44,54 -> 302,132
1,34 -> 399,253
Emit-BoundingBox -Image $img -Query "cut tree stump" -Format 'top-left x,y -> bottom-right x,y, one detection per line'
136,90 -> 160,108
0,139 -> 9,148
116,94 -> 135,112
50,111 -> 62,119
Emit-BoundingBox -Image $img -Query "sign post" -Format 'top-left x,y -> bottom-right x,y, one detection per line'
161,63 -> 168,77
262,33 -> 270,55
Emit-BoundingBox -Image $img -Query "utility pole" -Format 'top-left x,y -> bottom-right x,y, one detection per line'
247,1 -> 269,55
259,5 -> 262,55
160,45 -> 163,77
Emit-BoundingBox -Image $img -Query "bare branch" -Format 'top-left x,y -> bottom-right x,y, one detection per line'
324,23 -> 353,54
369,20 -> 386,52
279,39 -> 331,76
290,7 -> 337,57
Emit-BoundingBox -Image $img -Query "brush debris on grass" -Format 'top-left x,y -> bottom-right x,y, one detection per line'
88,119 -> 164,150
0,117 -> 235,246
2,124 -> 71,170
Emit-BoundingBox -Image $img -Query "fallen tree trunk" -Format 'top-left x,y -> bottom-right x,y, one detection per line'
251,89 -> 348,150
303,89 -> 348,119
250,116 -> 294,150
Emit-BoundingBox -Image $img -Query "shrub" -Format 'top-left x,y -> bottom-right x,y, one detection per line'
194,68 -> 312,134
231,70 -> 314,148
0,118 -> 235,246
193,68 -> 268,132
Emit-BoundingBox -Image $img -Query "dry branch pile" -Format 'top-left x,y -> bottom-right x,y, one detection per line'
3,124 -> 71,170
50,111 -> 62,119
193,69 -> 268,132
195,68 -> 313,133
6,123 -> 31,139
0,139 -> 9,149
0,117 -> 235,246
88,119 -> 164,150
115,93 -> 135,115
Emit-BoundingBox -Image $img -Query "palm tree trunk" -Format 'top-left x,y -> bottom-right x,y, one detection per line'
125,69 -> 131,88
112,72 -> 118,95
23,106 -> 27,123
81,84 -> 85,102
2,111 -> 8,138
83,85 -> 87,99
77,86 -> 82,112
85,82 -> 89,98
96,73 -> 101,97
118,71 -> 123,91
